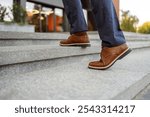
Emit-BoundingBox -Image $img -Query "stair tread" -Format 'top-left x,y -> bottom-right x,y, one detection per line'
0,48 -> 150,99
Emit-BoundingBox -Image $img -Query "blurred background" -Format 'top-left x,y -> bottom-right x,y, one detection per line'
0,0 -> 150,34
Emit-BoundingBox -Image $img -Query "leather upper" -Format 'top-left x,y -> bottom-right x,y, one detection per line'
60,32 -> 90,44
89,43 -> 128,67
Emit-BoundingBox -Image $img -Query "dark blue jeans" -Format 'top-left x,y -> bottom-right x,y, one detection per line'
62,0 -> 126,47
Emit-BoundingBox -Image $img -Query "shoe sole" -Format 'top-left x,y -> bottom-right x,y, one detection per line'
60,43 -> 91,47
88,48 -> 132,70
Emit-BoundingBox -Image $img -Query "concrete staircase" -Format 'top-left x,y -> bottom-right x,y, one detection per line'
0,31 -> 150,100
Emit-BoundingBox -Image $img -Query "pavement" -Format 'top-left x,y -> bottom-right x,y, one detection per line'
0,48 -> 150,100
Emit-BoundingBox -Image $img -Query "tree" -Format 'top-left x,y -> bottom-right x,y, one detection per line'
120,10 -> 139,32
12,2 -> 27,24
138,22 -> 150,34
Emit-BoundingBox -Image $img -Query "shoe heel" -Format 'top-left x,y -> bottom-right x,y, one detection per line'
118,49 -> 132,60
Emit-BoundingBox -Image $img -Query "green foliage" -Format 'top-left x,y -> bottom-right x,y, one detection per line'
120,10 -> 139,32
0,4 -> 9,22
138,22 -> 150,34
12,3 -> 27,24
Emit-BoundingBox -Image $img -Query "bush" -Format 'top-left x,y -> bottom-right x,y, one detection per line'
120,10 -> 139,32
138,22 -> 150,34
12,3 -> 27,24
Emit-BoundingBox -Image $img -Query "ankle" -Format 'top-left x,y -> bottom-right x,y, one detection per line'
74,32 -> 87,36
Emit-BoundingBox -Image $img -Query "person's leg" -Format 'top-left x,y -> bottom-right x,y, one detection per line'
90,0 -> 126,47
60,0 -> 90,46
88,0 -> 131,70
62,0 -> 88,34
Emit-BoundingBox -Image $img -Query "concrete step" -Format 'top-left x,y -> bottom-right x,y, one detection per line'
0,48 -> 150,99
133,78 -> 150,100
0,31 -> 102,46
0,31 -> 150,46
0,41 -> 150,77
0,32 -> 69,46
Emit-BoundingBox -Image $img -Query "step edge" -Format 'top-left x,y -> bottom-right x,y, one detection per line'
112,73 -> 150,100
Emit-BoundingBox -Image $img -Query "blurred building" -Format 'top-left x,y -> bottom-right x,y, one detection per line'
23,0 -> 65,32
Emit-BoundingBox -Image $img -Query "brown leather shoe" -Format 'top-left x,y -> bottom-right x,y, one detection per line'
88,43 -> 132,70
60,32 -> 90,46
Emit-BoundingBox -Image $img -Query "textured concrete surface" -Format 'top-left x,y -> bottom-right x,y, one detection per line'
0,39 -> 101,46
1,31 -> 150,100
113,73 -> 150,100
0,23 -> 34,32
0,45 -> 100,66
134,78 -> 150,100
1,31 -> 150,40
0,41 -> 150,66
0,31 -> 69,40
0,48 -> 150,100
